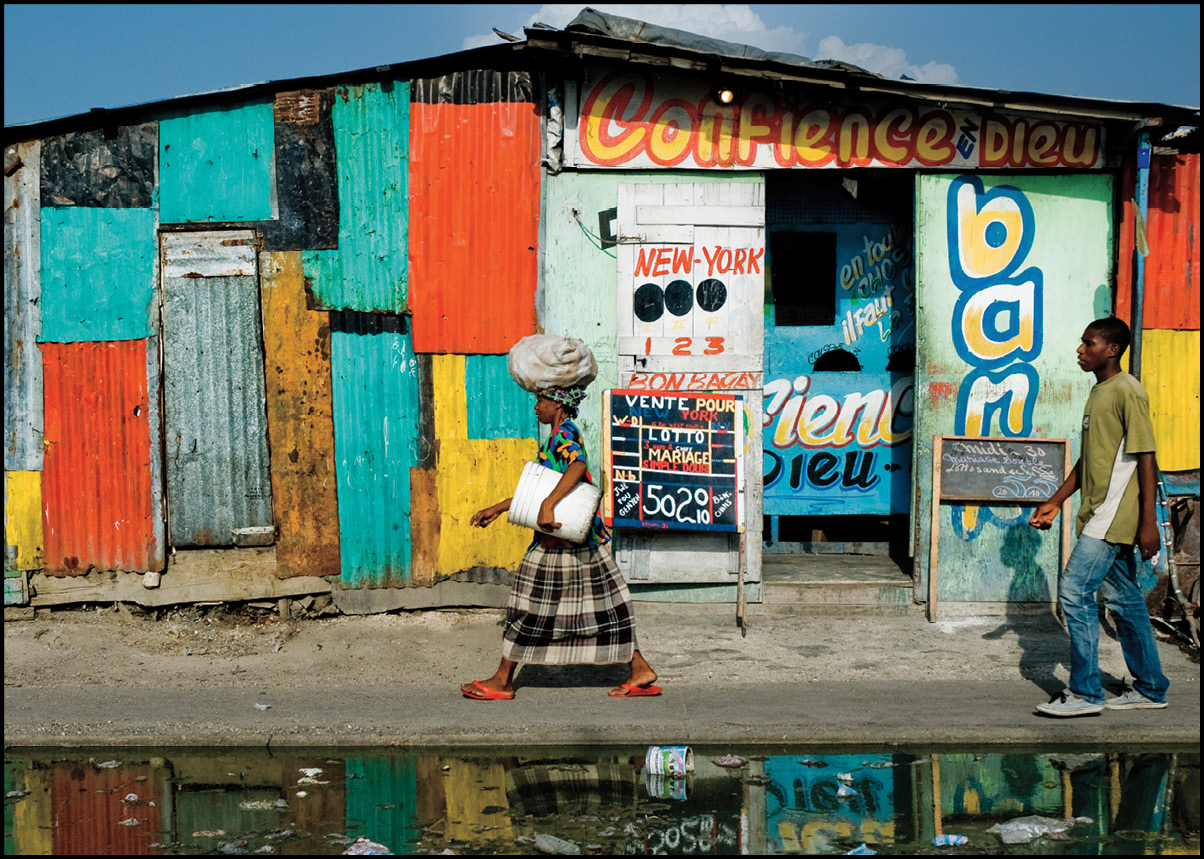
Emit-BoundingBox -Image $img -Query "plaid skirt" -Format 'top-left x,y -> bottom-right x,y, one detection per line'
501,542 -> 637,665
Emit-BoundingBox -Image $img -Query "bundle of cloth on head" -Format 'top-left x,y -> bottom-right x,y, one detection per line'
507,334 -> 598,417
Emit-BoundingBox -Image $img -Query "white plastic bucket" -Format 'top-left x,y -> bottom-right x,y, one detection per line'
507,461 -> 602,544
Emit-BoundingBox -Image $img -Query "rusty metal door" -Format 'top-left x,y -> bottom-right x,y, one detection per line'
161,230 -> 273,546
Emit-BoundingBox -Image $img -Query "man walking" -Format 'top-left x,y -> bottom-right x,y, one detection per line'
1028,317 -> 1170,717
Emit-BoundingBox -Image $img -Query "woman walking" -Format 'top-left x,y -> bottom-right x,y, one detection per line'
460,335 -> 659,701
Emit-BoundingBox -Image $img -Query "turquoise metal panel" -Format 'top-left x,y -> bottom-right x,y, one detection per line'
465,355 -> 536,440
344,755 -> 419,847
331,312 -> 420,587
38,207 -> 155,343
303,83 -> 409,313
159,102 -> 274,223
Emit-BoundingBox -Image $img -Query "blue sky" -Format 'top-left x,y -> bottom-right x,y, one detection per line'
4,4 -> 1200,127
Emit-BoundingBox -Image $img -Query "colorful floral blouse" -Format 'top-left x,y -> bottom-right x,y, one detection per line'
529,419 -> 611,550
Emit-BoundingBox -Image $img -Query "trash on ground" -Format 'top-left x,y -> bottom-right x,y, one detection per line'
255,703 -> 271,711
96,759 -> 122,768
987,815 -> 1093,845
239,799 -> 281,811
798,759 -> 828,767
534,832 -> 583,854
837,784 -> 859,798
711,754 -> 748,768
122,793 -> 140,804
845,845 -> 877,855
116,817 -> 140,826
837,771 -> 855,783
343,838 -> 393,855
645,745 -> 693,776
933,833 -> 969,846
6,790 -> 30,799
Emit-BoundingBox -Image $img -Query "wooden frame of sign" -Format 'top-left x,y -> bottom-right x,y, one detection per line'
928,435 -> 1072,622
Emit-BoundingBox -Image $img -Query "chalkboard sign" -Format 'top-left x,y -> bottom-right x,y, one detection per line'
604,391 -> 743,532
937,436 -> 1068,502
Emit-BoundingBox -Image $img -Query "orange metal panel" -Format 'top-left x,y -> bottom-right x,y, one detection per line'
1116,152 -> 1200,330
50,761 -> 164,855
408,101 -> 540,353
260,251 -> 341,578
41,340 -> 160,574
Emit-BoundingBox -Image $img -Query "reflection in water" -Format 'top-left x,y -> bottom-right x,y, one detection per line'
3,747 -> 1198,854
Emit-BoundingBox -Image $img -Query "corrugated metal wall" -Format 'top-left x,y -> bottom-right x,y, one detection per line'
408,72 -> 541,353
1116,153 -> 1200,329
302,82 -> 410,313
49,761 -> 164,855
1115,152 -> 1200,471
161,231 -> 273,546
330,312 -> 421,587
260,251 -> 341,577
42,339 -> 161,573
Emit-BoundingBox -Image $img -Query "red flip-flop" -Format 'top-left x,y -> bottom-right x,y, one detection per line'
462,680 -> 514,700
609,683 -> 662,698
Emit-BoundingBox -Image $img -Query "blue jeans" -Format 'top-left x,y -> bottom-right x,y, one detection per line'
1059,535 -> 1169,704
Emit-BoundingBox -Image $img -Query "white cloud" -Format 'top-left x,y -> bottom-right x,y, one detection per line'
462,4 -> 806,54
816,35 -> 958,85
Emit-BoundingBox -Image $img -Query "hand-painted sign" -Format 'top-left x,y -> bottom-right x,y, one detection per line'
574,69 -> 1104,171
937,436 -> 1067,501
605,391 -> 743,532
762,373 -> 914,515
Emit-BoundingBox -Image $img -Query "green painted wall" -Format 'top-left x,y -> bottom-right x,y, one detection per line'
303,82 -> 409,313
159,102 -> 273,223
38,207 -> 156,342
914,173 -> 1113,603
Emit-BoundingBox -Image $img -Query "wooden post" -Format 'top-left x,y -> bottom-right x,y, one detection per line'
928,436 -> 942,623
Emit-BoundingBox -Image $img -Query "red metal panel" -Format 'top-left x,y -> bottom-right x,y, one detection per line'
408,100 -> 541,353
50,761 -> 164,855
42,340 -> 158,574
1116,152 -> 1200,330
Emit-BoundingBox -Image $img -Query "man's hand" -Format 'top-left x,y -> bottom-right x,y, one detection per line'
1137,519 -> 1160,561
1029,500 -> 1060,530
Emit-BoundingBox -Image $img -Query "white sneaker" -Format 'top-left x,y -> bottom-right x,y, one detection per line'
1036,690 -> 1104,717
1104,688 -> 1168,710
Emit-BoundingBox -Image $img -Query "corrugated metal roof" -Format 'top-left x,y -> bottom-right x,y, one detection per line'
408,72 -> 540,353
42,339 -> 161,573
1116,152 -> 1200,331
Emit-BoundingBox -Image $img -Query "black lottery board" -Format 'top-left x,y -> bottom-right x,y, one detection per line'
937,436 -> 1067,502
607,391 -> 742,532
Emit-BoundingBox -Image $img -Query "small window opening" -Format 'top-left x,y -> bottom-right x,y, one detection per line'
770,231 -> 837,326
812,349 -> 861,371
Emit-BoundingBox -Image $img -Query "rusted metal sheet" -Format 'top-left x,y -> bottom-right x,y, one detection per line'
1141,329 -> 1200,471
38,205 -> 157,342
1117,153 -> 1201,330
159,101 -> 274,223
302,82 -> 409,312
257,89 -> 339,251
162,230 -> 273,547
41,339 -> 161,573
259,251 -> 340,578
408,72 -> 541,353
330,311 -> 420,587
39,122 -> 157,207
4,141 -> 43,470
50,760 -> 164,855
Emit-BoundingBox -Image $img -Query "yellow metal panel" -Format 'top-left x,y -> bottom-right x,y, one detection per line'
432,354 -> 467,441
11,765 -> 52,855
436,438 -> 534,575
5,470 -> 43,570
259,251 -> 341,577
1142,329 -> 1200,471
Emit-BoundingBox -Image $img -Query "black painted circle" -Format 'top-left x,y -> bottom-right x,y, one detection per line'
633,282 -> 665,322
696,278 -> 727,312
664,279 -> 694,317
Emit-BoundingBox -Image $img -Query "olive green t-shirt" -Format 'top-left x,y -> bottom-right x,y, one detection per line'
1076,372 -> 1156,544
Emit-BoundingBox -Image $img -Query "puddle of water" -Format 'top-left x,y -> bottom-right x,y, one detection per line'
4,745 -> 1198,855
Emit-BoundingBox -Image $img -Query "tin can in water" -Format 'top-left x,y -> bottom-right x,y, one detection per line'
645,745 -> 693,777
